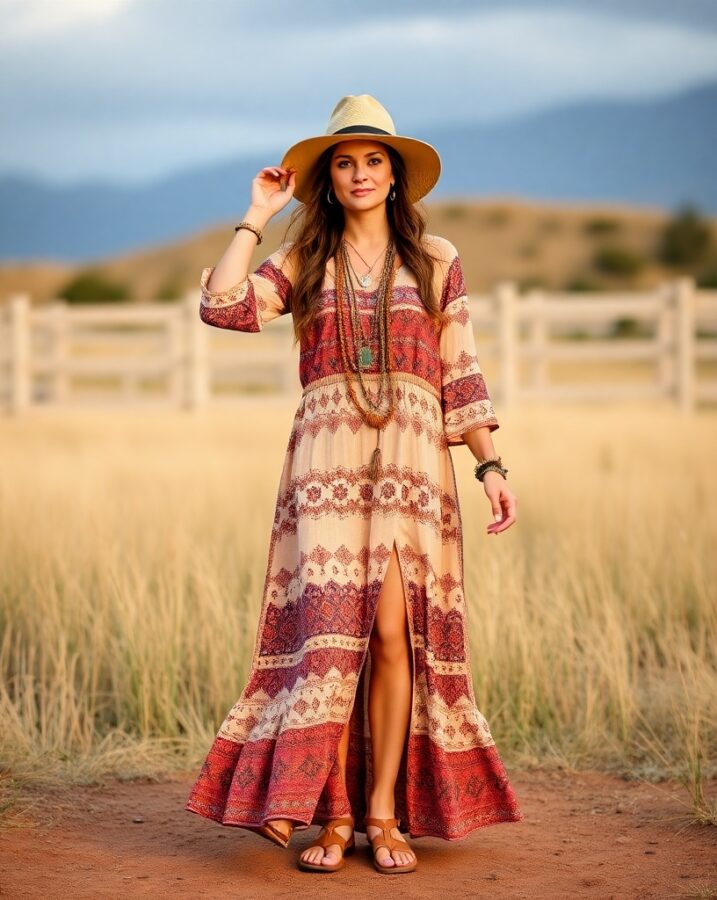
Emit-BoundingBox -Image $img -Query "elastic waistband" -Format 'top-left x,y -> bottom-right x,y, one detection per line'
301,370 -> 441,402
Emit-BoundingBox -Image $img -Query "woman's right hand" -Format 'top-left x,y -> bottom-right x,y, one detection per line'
250,166 -> 297,217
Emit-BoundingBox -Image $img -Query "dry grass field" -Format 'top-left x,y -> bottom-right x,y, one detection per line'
0,399 -> 715,826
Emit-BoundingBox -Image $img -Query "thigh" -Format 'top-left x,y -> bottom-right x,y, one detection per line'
370,541 -> 409,647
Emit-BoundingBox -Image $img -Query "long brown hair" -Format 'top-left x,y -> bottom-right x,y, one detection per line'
280,142 -> 447,347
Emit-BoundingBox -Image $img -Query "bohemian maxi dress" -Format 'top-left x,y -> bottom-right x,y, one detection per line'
184,234 -> 523,840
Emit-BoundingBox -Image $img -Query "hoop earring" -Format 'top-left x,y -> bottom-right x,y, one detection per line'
326,185 -> 335,205
388,183 -> 396,202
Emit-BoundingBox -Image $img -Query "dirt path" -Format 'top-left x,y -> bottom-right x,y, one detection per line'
1,769 -> 715,899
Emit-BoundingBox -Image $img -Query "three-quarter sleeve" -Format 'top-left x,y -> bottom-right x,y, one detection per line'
199,241 -> 295,332
438,241 -> 499,445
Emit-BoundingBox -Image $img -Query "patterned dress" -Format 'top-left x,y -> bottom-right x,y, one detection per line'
184,234 -> 523,840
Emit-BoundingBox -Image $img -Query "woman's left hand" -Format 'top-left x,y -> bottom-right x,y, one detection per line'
483,471 -> 517,535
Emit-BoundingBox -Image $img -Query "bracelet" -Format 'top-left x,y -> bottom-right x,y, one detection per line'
478,464 -> 507,481
474,455 -> 508,482
474,456 -> 508,480
234,220 -> 263,244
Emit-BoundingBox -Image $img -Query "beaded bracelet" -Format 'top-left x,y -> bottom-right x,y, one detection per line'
474,456 -> 508,482
474,457 -> 508,479
477,464 -> 508,481
234,220 -> 263,244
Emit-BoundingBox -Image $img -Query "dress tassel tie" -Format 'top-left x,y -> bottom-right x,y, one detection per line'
368,444 -> 382,482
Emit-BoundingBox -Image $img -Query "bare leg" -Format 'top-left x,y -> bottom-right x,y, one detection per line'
365,541 -> 417,868
297,717 -> 353,866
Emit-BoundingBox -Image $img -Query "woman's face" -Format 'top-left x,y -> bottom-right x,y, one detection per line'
329,139 -> 394,211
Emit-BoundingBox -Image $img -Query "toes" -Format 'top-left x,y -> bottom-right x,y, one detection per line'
301,836 -> 347,867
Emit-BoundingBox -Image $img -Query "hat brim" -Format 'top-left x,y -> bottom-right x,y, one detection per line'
280,133 -> 441,205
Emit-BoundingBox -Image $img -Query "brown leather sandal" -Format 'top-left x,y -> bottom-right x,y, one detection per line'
253,819 -> 295,848
365,816 -> 417,874
297,816 -> 356,872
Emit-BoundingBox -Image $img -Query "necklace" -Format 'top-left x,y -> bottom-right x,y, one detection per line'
343,247 -> 381,369
335,238 -> 397,423
343,238 -> 387,288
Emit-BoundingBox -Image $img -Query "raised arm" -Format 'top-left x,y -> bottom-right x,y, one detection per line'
199,165 -> 297,332
200,241 -> 296,332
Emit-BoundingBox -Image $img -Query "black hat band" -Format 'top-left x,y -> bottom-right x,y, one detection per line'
331,125 -> 393,136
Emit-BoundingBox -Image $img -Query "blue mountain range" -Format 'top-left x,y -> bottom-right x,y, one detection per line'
1,80 -> 714,263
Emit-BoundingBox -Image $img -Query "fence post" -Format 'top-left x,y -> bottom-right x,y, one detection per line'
495,281 -> 518,409
655,281 -> 674,399
8,293 -> 31,413
184,289 -> 209,409
674,277 -> 695,414
49,299 -> 69,404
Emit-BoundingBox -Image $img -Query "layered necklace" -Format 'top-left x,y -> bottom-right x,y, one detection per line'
343,238 -> 387,288
335,237 -> 398,481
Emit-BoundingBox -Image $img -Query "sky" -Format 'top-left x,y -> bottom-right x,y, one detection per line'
2,0 -> 717,186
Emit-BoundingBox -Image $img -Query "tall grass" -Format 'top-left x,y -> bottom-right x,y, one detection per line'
0,402 -> 715,794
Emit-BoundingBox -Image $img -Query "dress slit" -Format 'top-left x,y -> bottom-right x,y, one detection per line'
313,532 -> 416,828
342,534 -> 418,832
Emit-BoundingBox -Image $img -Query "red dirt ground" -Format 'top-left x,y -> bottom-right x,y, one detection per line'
0,769 -> 715,899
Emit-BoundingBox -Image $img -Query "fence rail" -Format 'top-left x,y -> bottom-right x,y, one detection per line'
1,278 -> 716,413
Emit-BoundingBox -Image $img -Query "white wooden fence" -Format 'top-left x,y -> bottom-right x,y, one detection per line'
1,277 -> 716,413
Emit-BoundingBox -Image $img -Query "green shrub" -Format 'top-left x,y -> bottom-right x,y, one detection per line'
518,274 -> 546,291
658,203 -> 713,267
593,245 -> 645,277
443,204 -> 466,220
697,254 -> 717,289
156,276 -> 184,302
563,329 -> 591,340
484,206 -> 510,226
60,270 -> 130,304
583,216 -> 621,236
611,317 -> 642,339
564,276 -> 603,292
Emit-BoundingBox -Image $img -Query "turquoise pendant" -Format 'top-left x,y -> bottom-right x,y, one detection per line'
358,345 -> 373,367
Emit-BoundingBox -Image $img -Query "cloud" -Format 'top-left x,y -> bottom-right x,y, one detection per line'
2,2 -> 717,183
0,0 -> 133,40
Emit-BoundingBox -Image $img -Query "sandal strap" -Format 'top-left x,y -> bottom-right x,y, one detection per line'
365,816 -> 399,828
326,815 -> 355,828
310,817 -> 354,852
262,821 -> 293,843
365,816 -> 411,854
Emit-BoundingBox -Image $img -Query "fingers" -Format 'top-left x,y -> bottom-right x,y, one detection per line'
257,165 -> 296,179
279,169 -> 297,192
255,166 -> 297,195
486,487 -> 517,534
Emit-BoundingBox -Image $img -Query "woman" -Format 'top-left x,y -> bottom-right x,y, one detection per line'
185,94 -> 523,874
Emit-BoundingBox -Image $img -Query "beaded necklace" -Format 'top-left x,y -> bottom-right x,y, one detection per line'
335,237 -> 398,480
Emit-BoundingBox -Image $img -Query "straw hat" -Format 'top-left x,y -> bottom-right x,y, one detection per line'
280,94 -> 441,205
